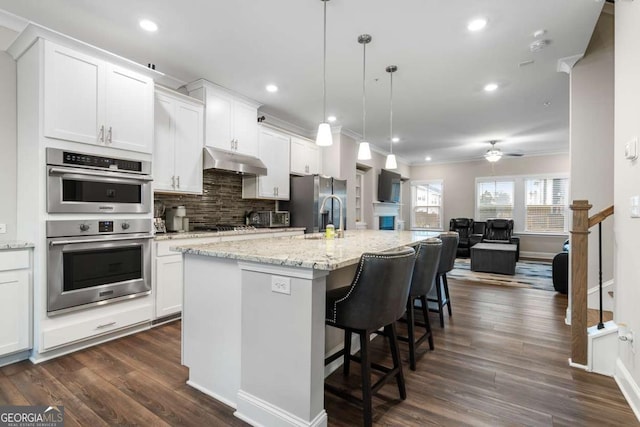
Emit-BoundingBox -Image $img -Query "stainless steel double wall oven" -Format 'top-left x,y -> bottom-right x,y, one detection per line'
45,148 -> 153,315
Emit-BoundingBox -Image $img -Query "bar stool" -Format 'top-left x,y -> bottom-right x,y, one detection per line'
427,232 -> 458,328
325,247 -> 416,427
398,238 -> 442,370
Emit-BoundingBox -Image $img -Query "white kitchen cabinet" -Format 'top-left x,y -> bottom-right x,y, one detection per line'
186,79 -> 260,157
155,254 -> 184,318
0,249 -> 31,359
154,87 -> 204,194
290,136 -> 320,175
43,41 -> 154,153
242,127 -> 290,200
152,230 -> 303,321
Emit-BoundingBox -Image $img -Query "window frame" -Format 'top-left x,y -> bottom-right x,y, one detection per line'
410,179 -> 444,230
474,173 -> 570,235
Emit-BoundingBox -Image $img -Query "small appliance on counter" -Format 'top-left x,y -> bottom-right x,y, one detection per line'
153,202 -> 166,233
248,211 -> 290,228
166,205 -> 189,232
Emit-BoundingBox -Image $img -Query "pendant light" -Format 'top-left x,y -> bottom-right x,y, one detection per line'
385,65 -> 398,170
316,0 -> 333,147
356,34 -> 372,160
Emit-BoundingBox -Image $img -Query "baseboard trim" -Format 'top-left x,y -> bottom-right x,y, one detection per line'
568,358 -> 589,370
521,251 -> 555,261
0,350 -> 30,368
614,358 -> 640,422
588,279 -> 614,295
235,389 -> 327,427
186,380 -> 237,409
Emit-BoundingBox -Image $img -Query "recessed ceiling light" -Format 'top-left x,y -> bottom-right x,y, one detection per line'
543,101 -> 552,107
392,137 -> 400,143
484,82 -> 499,92
327,115 -> 337,123
533,29 -> 547,38
425,156 -> 432,161
139,19 -> 158,32
467,18 -> 488,32
265,84 -> 278,93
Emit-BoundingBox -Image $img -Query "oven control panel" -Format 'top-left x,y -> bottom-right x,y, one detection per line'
46,147 -> 151,175
46,219 -> 152,238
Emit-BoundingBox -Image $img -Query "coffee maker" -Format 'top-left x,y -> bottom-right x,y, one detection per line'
166,206 -> 188,232
153,202 -> 166,233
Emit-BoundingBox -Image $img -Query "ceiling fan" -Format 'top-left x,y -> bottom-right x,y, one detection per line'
484,140 -> 524,162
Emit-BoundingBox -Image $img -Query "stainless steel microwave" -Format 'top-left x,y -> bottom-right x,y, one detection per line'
46,148 -> 153,214
249,211 -> 290,228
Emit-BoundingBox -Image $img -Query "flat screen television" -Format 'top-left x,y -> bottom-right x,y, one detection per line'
377,169 -> 401,203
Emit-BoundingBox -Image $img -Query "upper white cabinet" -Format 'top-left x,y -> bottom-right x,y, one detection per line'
154,87 -> 204,194
43,41 -> 154,153
290,136 -> 320,175
187,79 -> 260,157
0,249 -> 31,359
242,127 -> 290,200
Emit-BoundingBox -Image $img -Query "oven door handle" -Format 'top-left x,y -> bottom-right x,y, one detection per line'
49,166 -> 154,183
49,234 -> 155,247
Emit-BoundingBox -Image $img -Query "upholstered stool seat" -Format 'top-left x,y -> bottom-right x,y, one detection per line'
427,232 -> 459,328
324,246 -> 416,427
397,238 -> 442,370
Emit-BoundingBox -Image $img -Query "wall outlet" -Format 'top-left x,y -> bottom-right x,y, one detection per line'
631,196 -> 640,218
271,276 -> 291,295
625,138 -> 638,160
0,224 -> 6,234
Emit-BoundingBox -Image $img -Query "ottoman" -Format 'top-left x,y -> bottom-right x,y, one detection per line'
470,243 -> 517,275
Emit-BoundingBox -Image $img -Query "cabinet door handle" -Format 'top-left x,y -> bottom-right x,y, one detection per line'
172,176 -> 176,188
276,187 -> 279,196
176,176 -> 180,188
231,139 -> 235,150
235,139 -> 239,150
96,321 -> 116,329
98,125 -> 105,143
107,126 -> 113,144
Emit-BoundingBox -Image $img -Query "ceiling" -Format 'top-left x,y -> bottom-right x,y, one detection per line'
0,0 -> 605,164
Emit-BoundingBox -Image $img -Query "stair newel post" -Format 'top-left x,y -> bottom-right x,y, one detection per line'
597,222 -> 604,330
570,200 -> 591,366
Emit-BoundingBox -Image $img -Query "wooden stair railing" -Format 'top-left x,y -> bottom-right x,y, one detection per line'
569,201 -> 614,366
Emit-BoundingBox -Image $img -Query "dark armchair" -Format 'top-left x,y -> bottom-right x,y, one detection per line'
552,239 -> 569,294
449,218 -> 474,257
469,218 -> 520,261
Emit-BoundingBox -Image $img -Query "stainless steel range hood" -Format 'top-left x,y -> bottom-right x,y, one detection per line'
203,146 -> 267,176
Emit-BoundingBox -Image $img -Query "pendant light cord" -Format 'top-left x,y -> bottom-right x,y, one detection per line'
322,0 -> 327,122
362,41 -> 366,141
389,70 -> 393,155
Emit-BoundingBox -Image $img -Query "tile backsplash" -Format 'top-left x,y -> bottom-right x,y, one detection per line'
154,169 -> 275,228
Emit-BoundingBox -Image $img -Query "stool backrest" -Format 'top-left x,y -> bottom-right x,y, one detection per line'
334,247 -> 416,331
410,238 -> 442,297
437,232 -> 459,274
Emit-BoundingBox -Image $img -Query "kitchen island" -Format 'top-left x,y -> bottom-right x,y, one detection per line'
173,229 -> 439,427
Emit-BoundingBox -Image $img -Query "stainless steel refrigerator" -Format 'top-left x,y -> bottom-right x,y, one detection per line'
289,175 -> 347,233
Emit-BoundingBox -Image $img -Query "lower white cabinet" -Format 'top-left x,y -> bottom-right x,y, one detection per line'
153,230 -> 304,321
155,254 -> 184,318
0,249 -> 31,358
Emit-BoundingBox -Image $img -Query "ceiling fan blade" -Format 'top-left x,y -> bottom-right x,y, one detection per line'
504,152 -> 524,157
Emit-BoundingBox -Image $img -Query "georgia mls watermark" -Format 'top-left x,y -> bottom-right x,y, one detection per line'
0,406 -> 64,427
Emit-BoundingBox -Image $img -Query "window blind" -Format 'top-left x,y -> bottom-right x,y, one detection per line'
476,180 -> 514,221
412,181 -> 443,229
525,177 -> 568,232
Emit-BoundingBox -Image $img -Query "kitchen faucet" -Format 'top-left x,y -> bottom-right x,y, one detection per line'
319,195 -> 344,238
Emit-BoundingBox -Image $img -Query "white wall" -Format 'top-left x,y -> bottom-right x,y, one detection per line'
410,154 -> 570,256
0,50 -> 16,240
614,0 -> 640,405
571,11 -> 615,288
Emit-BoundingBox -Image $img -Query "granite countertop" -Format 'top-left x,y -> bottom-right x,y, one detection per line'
155,227 -> 306,241
0,241 -> 35,250
172,229 -> 440,271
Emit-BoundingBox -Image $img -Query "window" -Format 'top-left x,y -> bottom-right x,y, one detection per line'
475,174 -> 569,234
476,180 -> 514,221
525,177 -> 568,232
411,180 -> 443,229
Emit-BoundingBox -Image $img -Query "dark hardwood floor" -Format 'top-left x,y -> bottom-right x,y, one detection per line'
1,279 -> 636,426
